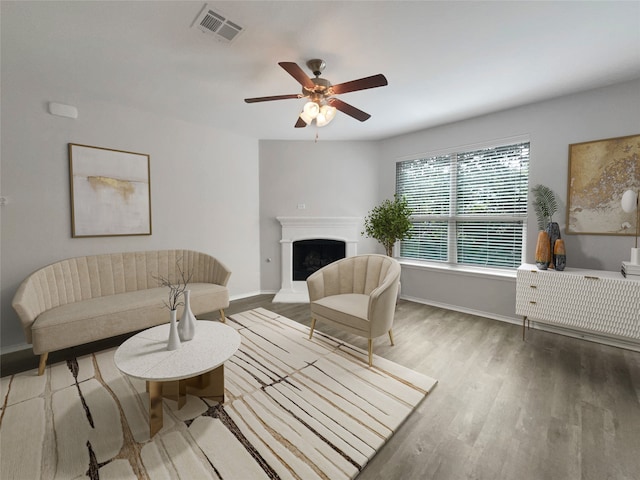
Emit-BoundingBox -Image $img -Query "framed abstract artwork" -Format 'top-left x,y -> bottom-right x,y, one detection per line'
69,143 -> 152,237
566,134 -> 639,235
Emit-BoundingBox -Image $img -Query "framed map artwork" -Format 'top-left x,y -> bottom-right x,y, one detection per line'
566,134 -> 639,235
69,144 -> 152,237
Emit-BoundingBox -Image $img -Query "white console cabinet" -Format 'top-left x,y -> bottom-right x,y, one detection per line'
516,263 -> 640,348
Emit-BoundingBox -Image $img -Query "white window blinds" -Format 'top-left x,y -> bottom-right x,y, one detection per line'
396,141 -> 529,269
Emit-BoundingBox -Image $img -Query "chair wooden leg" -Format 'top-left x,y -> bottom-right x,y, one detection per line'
38,352 -> 49,376
309,318 -> 316,340
368,339 -> 373,367
388,329 -> 395,346
220,309 -> 226,323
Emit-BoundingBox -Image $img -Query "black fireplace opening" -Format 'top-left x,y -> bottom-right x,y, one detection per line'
293,239 -> 346,281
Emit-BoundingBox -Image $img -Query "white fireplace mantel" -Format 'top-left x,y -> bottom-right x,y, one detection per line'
273,216 -> 360,303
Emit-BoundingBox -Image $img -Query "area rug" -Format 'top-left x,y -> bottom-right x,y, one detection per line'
0,308 -> 437,479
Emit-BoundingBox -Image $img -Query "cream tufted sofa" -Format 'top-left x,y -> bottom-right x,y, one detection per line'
306,254 -> 401,366
12,249 -> 231,375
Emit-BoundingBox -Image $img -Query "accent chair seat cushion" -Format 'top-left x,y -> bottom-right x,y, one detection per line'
311,293 -> 370,336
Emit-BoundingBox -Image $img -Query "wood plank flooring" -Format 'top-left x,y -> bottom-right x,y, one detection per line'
3,295 -> 639,479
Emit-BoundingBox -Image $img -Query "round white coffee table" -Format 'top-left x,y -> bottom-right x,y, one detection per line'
114,320 -> 241,437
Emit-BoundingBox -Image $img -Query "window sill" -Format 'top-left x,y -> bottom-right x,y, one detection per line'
398,258 -> 517,281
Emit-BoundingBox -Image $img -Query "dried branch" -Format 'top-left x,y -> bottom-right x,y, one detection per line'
153,257 -> 193,311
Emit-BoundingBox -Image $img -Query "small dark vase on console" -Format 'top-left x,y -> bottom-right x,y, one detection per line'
554,239 -> 566,271
546,222 -> 561,269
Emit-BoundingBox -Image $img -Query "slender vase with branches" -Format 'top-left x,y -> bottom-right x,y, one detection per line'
153,258 -> 193,350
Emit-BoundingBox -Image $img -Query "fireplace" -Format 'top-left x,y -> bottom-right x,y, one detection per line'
274,217 -> 360,303
293,239 -> 346,281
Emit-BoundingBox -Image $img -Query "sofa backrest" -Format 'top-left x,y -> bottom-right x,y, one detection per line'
312,254 -> 400,297
12,249 -> 230,342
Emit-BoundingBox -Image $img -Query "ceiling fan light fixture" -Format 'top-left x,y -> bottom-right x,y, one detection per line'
299,110 -> 313,125
303,101 -> 320,119
316,105 -> 337,127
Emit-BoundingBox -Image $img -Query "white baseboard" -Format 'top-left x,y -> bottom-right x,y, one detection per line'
400,294 -> 520,325
229,290 -> 265,301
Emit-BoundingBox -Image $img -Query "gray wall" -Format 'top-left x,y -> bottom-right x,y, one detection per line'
261,80 -> 640,321
1,94 -> 261,351
379,79 -> 640,320
259,140 -> 383,293
2,47 -> 638,351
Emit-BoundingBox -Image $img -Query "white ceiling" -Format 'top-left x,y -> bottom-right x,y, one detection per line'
3,1 -> 640,141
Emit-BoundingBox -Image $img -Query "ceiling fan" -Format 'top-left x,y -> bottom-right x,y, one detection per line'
244,59 -> 388,128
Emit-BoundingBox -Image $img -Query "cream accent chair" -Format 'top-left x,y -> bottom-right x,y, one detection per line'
306,254 -> 401,366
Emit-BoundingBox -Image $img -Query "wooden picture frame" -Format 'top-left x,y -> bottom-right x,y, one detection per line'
69,143 -> 152,237
566,134 -> 639,235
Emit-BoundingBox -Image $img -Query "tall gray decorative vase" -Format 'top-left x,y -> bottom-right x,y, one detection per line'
178,290 -> 197,341
546,222 -> 561,269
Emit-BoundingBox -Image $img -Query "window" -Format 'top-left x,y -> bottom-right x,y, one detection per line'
396,140 -> 529,270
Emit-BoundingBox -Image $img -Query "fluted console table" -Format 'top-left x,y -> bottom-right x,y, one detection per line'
516,263 -> 640,349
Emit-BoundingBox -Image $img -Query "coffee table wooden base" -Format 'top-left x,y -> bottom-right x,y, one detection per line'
114,321 -> 240,439
146,365 -> 226,437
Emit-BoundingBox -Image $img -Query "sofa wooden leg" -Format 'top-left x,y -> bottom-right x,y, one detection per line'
38,353 -> 49,376
368,339 -> 373,367
220,309 -> 226,323
309,318 -> 316,340
388,329 -> 395,346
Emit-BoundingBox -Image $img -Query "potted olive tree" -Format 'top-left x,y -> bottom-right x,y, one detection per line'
362,194 -> 413,256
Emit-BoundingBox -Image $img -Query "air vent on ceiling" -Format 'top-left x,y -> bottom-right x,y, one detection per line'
193,4 -> 243,44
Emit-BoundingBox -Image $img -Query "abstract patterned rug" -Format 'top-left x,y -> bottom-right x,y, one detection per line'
0,308 -> 437,479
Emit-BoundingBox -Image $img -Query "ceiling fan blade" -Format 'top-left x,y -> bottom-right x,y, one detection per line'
278,62 -> 315,89
244,94 -> 301,103
294,117 -> 307,128
330,74 -> 388,95
328,98 -> 371,122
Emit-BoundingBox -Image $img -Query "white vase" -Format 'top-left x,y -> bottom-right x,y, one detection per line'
178,290 -> 197,341
167,310 -> 181,351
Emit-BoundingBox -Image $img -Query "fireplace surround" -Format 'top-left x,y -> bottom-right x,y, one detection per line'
274,217 -> 360,303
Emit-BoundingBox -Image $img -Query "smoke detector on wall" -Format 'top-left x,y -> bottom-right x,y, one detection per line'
193,4 -> 244,44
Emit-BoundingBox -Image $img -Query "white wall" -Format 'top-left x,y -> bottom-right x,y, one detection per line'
379,79 -> 640,320
259,140 -> 383,292
1,86 -> 261,350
